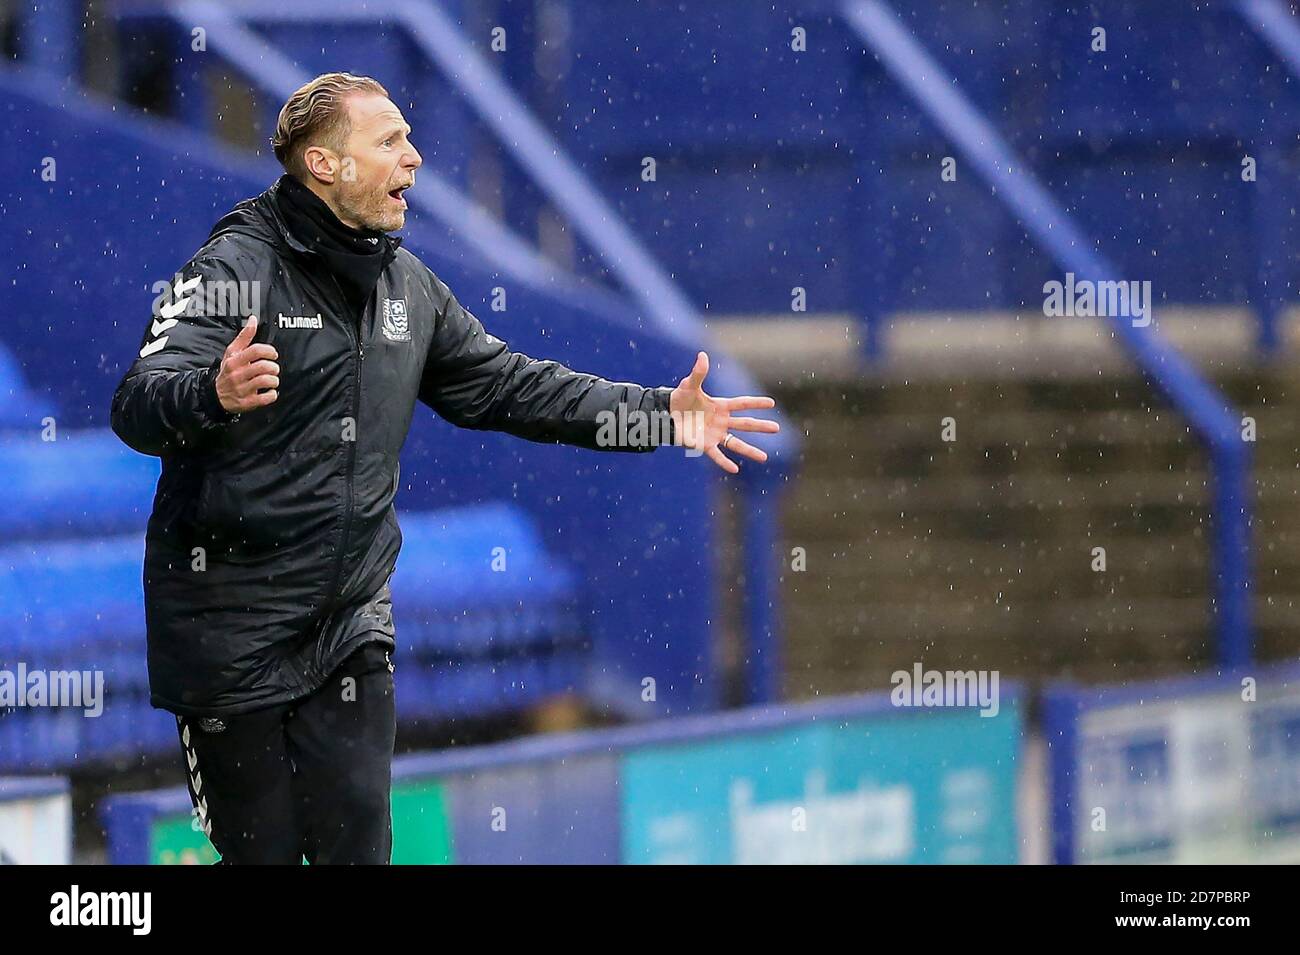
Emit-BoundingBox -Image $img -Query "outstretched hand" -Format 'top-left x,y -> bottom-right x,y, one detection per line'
669,351 -> 780,473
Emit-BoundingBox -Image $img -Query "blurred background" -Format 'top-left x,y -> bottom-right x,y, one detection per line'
2,0 -> 1300,864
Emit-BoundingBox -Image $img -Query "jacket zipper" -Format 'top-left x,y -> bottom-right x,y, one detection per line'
324,273 -> 364,611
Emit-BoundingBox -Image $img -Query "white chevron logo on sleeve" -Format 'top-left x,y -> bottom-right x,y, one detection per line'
158,274 -> 202,319
139,336 -> 169,358
140,274 -> 203,357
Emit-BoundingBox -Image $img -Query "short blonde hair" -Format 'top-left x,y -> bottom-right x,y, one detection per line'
271,72 -> 389,178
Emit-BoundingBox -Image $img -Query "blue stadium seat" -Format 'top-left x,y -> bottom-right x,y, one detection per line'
390,504 -> 580,657
0,483 -> 585,770
0,342 -> 56,431
0,431 -> 158,540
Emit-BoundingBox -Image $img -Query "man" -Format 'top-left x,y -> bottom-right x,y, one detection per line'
110,72 -> 778,864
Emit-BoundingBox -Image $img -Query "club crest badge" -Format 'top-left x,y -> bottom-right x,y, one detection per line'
381,298 -> 411,342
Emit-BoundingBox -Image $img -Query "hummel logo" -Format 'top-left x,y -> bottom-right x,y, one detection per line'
278,313 -> 323,329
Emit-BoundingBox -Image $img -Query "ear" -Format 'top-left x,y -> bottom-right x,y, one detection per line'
302,146 -> 338,185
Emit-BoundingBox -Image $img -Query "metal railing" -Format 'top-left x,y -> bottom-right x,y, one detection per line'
1235,0 -> 1300,354
842,0 -> 1254,667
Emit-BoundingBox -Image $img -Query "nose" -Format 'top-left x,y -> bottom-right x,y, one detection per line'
405,145 -> 422,170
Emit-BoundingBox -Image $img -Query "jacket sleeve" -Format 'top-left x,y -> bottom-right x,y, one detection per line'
417,276 -> 676,452
109,255 -> 244,457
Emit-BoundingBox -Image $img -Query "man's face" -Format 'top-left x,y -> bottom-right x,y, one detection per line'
331,94 -> 422,233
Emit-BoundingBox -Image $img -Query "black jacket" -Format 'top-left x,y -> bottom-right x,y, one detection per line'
110,178 -> 675,716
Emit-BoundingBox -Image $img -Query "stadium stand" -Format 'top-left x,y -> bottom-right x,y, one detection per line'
5,0 -> 1300,867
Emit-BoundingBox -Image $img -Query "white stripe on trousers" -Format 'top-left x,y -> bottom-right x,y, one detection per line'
177,716 -> 213,838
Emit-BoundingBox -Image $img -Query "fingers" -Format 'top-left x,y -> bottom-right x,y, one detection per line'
705,443 -> 739,474
217,378 -> 278,412
723,434 -> 767,463
230,363 -> 280,394
684,351 -> 709,389
234,359 -> 280,381
239,343 -> 279,363
722,395 -> 776,412
228,344 -> 278,369
245,374 -> 280,392
728,416 -> 780,434
225,342 -> 278,396
226,314 -> 259,354
225,317 -> 278,364
216,316 -> 281,413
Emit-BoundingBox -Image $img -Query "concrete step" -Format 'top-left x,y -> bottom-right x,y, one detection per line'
777,544 -> 1207,592
762,370 -> 1300,699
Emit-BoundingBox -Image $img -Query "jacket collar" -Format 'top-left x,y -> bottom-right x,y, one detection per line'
258,177 -> 404,257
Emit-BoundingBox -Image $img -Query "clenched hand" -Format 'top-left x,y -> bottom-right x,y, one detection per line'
216,315 -> 280,414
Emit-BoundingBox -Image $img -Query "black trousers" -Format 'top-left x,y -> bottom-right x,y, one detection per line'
175,641 -> 396,864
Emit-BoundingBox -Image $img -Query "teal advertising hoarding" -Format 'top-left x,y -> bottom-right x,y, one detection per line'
104,690 -> 1023,864
621,703 -> 1021,864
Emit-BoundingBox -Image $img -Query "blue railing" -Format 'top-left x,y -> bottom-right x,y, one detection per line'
842,0 -> 1254,667
1235,0 -> 1300,354
170,0 -> 562,287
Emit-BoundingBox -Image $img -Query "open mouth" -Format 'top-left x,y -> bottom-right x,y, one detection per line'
387,184 -> 410,207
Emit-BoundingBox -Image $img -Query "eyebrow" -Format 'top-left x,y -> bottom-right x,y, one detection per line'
378,124 -> 412,140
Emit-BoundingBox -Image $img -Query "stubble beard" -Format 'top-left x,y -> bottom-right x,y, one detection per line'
336,182 -> 403,234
